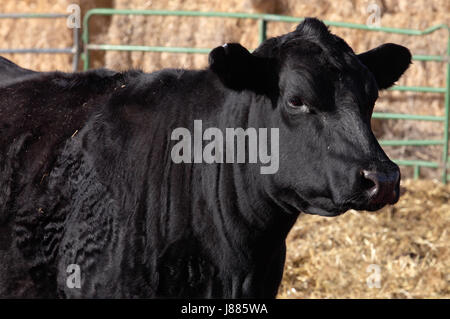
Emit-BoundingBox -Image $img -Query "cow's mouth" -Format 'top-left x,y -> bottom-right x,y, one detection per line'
280,184 -> 399,217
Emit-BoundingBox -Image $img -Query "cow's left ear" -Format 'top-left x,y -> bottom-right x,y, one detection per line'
209,43 -> 276,93
358,43 -> 412,90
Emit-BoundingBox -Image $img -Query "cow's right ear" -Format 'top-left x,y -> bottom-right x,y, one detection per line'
209,43 -> 276,94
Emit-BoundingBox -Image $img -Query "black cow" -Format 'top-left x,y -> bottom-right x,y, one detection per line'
0,18 -> 410,298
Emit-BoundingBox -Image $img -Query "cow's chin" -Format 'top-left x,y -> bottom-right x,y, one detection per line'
289,191 -> 350,217
283,189 -> 390,217
301,194 -> 392,217
303,201 -> 390,217
303,205 -> 347,217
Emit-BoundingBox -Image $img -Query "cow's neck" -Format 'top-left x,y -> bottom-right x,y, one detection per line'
198,88 -> 299,259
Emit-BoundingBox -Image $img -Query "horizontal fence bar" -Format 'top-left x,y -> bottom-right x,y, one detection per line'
412,54 -> 449,62
388,85 -> 446,93
0,13 -> 69,19
380,140 -> 445,146
324,21 -> 449,35
86,45 -> 450,67
0,48 -> 75,54
372,112 -> 445,121
86,44 -> 210,54
83,8 -> 450,36
393,159 -> 440,168
87,45 -> 450,98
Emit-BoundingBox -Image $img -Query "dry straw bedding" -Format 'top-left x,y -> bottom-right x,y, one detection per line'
279,179 -> 449,299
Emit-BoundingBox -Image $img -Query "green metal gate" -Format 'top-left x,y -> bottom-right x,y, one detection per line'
81,9 -> 450,183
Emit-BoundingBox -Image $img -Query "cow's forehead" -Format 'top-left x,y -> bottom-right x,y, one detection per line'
280,32 -> 357,69
275,34 -> 379,107
279,31 -> 377,82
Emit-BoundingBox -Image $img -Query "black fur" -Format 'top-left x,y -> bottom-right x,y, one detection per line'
0,18 -> 410,298
0,56 -> 36,86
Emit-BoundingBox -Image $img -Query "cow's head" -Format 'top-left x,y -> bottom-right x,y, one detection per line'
209,18 -> 410,216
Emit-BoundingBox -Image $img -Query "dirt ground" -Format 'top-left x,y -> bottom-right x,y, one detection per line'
279,179 -> 449,298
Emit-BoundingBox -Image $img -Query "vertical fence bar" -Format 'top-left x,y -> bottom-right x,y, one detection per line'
72,26 -> 80,72
258,19 -> 266,44
442,30 -> 450,183
414,165 -> 420,179
82,12 -> 90,70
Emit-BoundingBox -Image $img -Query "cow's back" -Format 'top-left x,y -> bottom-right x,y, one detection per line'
0,67 -> 125,297
0,56 -> 37,86
0,69 -> 120,209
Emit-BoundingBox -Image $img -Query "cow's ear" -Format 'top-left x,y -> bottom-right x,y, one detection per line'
358,43 -> 411,90
209,43 -> 276,93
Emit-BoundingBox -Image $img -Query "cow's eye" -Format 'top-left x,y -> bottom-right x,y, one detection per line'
287,98 -> 310,113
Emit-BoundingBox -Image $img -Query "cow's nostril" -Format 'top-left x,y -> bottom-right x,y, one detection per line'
361,170 -> 380,198
360,169 -> 400,205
